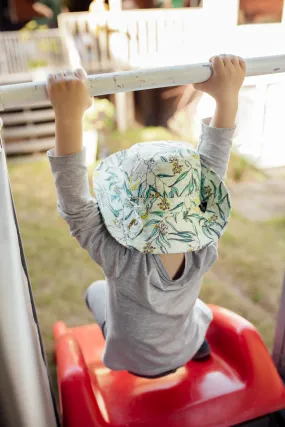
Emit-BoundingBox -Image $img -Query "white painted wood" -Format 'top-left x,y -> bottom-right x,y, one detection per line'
57,2 -> 285,73
2,109 -> 55,125
109,0 -> 122,11
3,138 -> 56,154
0,29 -> 67,83
3,123 -> 55,139
115,92 -> 128,131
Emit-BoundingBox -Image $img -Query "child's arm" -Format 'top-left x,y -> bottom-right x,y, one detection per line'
33,2 -> 54,18
194,54 -> 246,180
47,69 -> 92,156
46,70 -> 129,277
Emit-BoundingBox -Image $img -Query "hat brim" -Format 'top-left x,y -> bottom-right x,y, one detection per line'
93,149 -> 231,254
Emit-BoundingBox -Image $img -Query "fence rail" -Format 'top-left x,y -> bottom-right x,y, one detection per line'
0,29 -> 69,84
58,8 -> 285,74
58,10 -> 211,73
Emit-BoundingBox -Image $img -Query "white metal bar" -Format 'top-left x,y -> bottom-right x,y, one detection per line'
0,55 -> 285,110
0,132 -> 58,427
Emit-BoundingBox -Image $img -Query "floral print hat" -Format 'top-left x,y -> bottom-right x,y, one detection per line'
93,141 -> 231,254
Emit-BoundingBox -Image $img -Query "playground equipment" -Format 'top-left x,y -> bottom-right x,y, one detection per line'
1,56 -> 285,426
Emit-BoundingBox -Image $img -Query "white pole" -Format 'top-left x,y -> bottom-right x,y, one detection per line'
0,131 -> 58,427
0,55 -> 285,109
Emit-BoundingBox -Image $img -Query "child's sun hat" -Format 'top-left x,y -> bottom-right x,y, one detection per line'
93,141 -> 231,254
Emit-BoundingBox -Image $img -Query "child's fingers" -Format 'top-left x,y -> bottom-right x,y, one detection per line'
64,69 -> 76,80
212,56 -> 225,73
220,54 -> 233,69
47,74 -> 55,85
55,72 -> 65,82
238,56 -> 247,71
228,55 -> 240,67
74,68 -> 87,80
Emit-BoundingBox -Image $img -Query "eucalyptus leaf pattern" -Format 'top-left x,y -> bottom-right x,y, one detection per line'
93,141 -> 231,254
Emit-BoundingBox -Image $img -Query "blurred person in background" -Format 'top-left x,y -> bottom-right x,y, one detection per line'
239,0 -> 284,24
0,0 -> 68,30
32,0 -> 65,27
0,0 -> 31,30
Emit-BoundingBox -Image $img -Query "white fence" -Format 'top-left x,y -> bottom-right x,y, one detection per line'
58,4 -> 285,72
2,0 -> 285,166
58,4 -> 285,168
0,29 -> 69,84
0,29 -> 69,155
58,9 -> 223,74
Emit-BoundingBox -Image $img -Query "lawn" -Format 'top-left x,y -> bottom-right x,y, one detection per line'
7,128 -> 285,396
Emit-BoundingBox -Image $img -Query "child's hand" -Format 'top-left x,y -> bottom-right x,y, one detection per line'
193,54 -> 246,106
47,69 -> 93,119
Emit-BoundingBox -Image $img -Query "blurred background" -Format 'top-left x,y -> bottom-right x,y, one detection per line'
1,0 -> 285,377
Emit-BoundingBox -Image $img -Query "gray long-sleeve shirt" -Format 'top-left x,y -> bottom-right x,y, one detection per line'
48,118 -> 235,376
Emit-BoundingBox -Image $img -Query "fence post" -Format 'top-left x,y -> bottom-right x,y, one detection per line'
115,91 -> 128,131
109,0 -> 122,11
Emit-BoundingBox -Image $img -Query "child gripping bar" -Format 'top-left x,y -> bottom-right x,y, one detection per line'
0,55 -> 285,110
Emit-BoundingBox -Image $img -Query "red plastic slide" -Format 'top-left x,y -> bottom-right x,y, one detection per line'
54,305 -> 285,427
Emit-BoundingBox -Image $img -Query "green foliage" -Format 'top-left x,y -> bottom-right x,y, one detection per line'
106,127 -> 177,153
20,22 -> 62,69
83,99 -> 116,133
228,150 -> 266,183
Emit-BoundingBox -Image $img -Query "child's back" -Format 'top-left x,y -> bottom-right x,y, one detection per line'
47,55 -> 246,378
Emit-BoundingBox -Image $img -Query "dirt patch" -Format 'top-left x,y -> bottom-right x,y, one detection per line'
229,169 -> 285,221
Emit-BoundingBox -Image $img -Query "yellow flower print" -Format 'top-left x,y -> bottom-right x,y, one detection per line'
158,198 -> 170,211
172,161 -> 183,174
192,206 -> 200,214
155,222 -> 168,235
203,186 -> 213,198
130,176 -> 140,191
192,153 -> 199,160
194,196 -> 200,205
141,212 -> 148,219
143,242 -> 156,253
128,219 -> 137,229
208,214 -> 218,223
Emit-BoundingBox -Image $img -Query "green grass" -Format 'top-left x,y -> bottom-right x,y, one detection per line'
105,127 -> 181,152
106,127 -> 266,183
6,134 -> 285,400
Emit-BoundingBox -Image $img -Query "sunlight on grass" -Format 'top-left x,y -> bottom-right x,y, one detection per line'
200,278 -> 275,349
106,127 -> 266,183
105,127 -> 179,153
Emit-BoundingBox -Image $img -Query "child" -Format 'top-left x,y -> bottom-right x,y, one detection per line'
32,0 -> 62,27
47,55 -> 246,378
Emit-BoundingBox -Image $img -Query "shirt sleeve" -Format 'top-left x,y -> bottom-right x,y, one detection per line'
197,118 -> 236,181
47,148 -> 131,278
